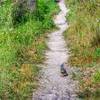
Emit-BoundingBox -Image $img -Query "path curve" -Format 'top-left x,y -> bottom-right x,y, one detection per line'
33,0 -> 78,100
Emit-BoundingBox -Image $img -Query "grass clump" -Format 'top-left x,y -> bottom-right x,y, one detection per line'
0,64 -> 39,99
65,0 -> 100,98
0,0 -> 58,99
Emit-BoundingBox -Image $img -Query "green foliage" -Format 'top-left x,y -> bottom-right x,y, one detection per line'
11,0 -> 28,26
0,0 -> 58,67
0,0 -> 58,99
92,70 -> 100,83
33,0 -> 58,29
34,0 -> 56,21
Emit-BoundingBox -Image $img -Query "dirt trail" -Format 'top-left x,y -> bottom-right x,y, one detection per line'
33,0 -> 79,100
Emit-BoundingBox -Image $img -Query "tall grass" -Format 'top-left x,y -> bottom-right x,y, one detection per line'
0,0 -> 58,99
65,0 -> 100,67
65,0 -> 100,98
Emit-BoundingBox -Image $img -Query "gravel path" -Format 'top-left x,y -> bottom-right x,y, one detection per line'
32,0 -> 79,100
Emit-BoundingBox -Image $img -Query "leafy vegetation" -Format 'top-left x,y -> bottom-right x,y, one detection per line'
0,0 -> 58,99
65,0 -> 100,99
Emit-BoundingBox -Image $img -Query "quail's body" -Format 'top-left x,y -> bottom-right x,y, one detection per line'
60,63 -> 68,76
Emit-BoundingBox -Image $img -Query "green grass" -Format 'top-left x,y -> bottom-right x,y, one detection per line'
0,0 -> 58,67
0,64 -> 39,99
65,0 -> 100,67
65,0 -> 100,98
0,0 -> 58,99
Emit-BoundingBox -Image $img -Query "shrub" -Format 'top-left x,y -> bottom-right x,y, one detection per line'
11,0 -> 28,26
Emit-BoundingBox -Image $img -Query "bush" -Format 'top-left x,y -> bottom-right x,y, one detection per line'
11,0 -> 28,26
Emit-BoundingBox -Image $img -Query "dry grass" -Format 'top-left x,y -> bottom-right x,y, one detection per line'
65,0 -> 100,98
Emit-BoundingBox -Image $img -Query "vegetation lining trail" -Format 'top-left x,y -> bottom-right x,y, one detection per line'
0,0 -> 58,99
33,0 -> 79,99
64,0 -> 100,99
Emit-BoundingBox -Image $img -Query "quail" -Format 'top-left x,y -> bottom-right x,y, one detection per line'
60,63 -> 68,77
